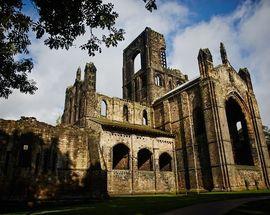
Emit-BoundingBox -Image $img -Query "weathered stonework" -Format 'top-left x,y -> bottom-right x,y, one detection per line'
0,27 -> 269,200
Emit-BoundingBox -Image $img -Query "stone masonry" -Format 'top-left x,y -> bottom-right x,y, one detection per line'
0,27 -> 269,200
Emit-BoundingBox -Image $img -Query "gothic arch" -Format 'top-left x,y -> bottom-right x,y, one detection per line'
225,94 -> 254,166
225,91 -> 250,117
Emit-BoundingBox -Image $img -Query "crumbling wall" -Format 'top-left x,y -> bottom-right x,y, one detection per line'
0,117 -> 100,200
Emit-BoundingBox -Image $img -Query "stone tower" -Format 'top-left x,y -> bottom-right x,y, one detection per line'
122,27 -> 187,105
62,62 -> 97,125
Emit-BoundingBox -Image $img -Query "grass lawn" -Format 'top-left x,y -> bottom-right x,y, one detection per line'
2,190 -> 270,215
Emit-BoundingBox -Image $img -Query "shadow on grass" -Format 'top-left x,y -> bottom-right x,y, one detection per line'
1,190 -> 270,215
226,198 -> 270,215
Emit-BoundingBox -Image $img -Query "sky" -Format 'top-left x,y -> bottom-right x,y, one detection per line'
1,0 -> 269,127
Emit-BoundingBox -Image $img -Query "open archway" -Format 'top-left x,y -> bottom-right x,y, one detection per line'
137,148 -> 153,171
159,152 -> 172,171
225,97 -> 254,166
112,143 -> 130,170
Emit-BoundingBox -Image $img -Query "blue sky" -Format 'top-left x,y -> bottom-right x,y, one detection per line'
181,0 -> 246,21
1,0 -> 270,128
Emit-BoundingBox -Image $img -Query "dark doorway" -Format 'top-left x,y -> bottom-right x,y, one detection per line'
225,98 -> 254,166
138,148 -> 153,170
113,143 -> 130,170
159,152 -> 172,171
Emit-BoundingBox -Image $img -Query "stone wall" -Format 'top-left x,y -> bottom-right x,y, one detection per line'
152,44 -> 270,192
0,117 -> 100,200
99,129 -> 177,194
122,27 -> 187,105
96,93 -> 152,126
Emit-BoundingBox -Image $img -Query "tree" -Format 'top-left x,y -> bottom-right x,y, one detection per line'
263,126 -> 270,144
0,0 -> 157,98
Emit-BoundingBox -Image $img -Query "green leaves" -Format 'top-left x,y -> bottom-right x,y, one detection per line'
32,0 -> 125,56
1,0 -> 156,98
0,0 -> 37,98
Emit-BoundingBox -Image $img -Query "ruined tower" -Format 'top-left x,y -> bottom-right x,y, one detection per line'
122,27 -> 187,105
62,62 -> 97,125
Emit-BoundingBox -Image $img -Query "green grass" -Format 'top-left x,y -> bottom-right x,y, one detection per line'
2,190 -> 270,215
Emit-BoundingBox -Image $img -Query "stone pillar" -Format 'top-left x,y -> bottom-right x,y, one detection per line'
198,48 -> 232,190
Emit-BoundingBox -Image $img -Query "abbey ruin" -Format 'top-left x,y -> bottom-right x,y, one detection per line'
0,27 -> 269,199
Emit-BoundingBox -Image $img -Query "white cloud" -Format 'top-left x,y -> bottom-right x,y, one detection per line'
169,0 -> 270,127
0,0 -> 189,125
0,0 -> 269,127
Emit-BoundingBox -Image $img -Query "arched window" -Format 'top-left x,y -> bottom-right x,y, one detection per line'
159,152 -> 172,171
101,100 -> 107,117
160,48 -> 167,68
113,143 -> 130,170
154,74 -> 163,86
123,105 -> 129,122
226,97 -> 254,166
143,110 -> 148,125
138,148 -> 153,171
134,52 -> 141,73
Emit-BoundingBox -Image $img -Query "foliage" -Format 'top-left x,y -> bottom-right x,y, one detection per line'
0,0 -> 37,98
263,126 -> 270,145
0,0 -> 156,98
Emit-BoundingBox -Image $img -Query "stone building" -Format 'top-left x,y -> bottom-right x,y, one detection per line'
0,27 -> 269,200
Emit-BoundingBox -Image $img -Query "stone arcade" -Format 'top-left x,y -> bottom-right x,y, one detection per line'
0,28 -> 269,199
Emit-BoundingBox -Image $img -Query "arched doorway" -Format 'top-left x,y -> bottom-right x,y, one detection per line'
137,148 -> 153,171
225,97 -> 254,166
159,152 -> 172,171
112,143 -> 130,170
